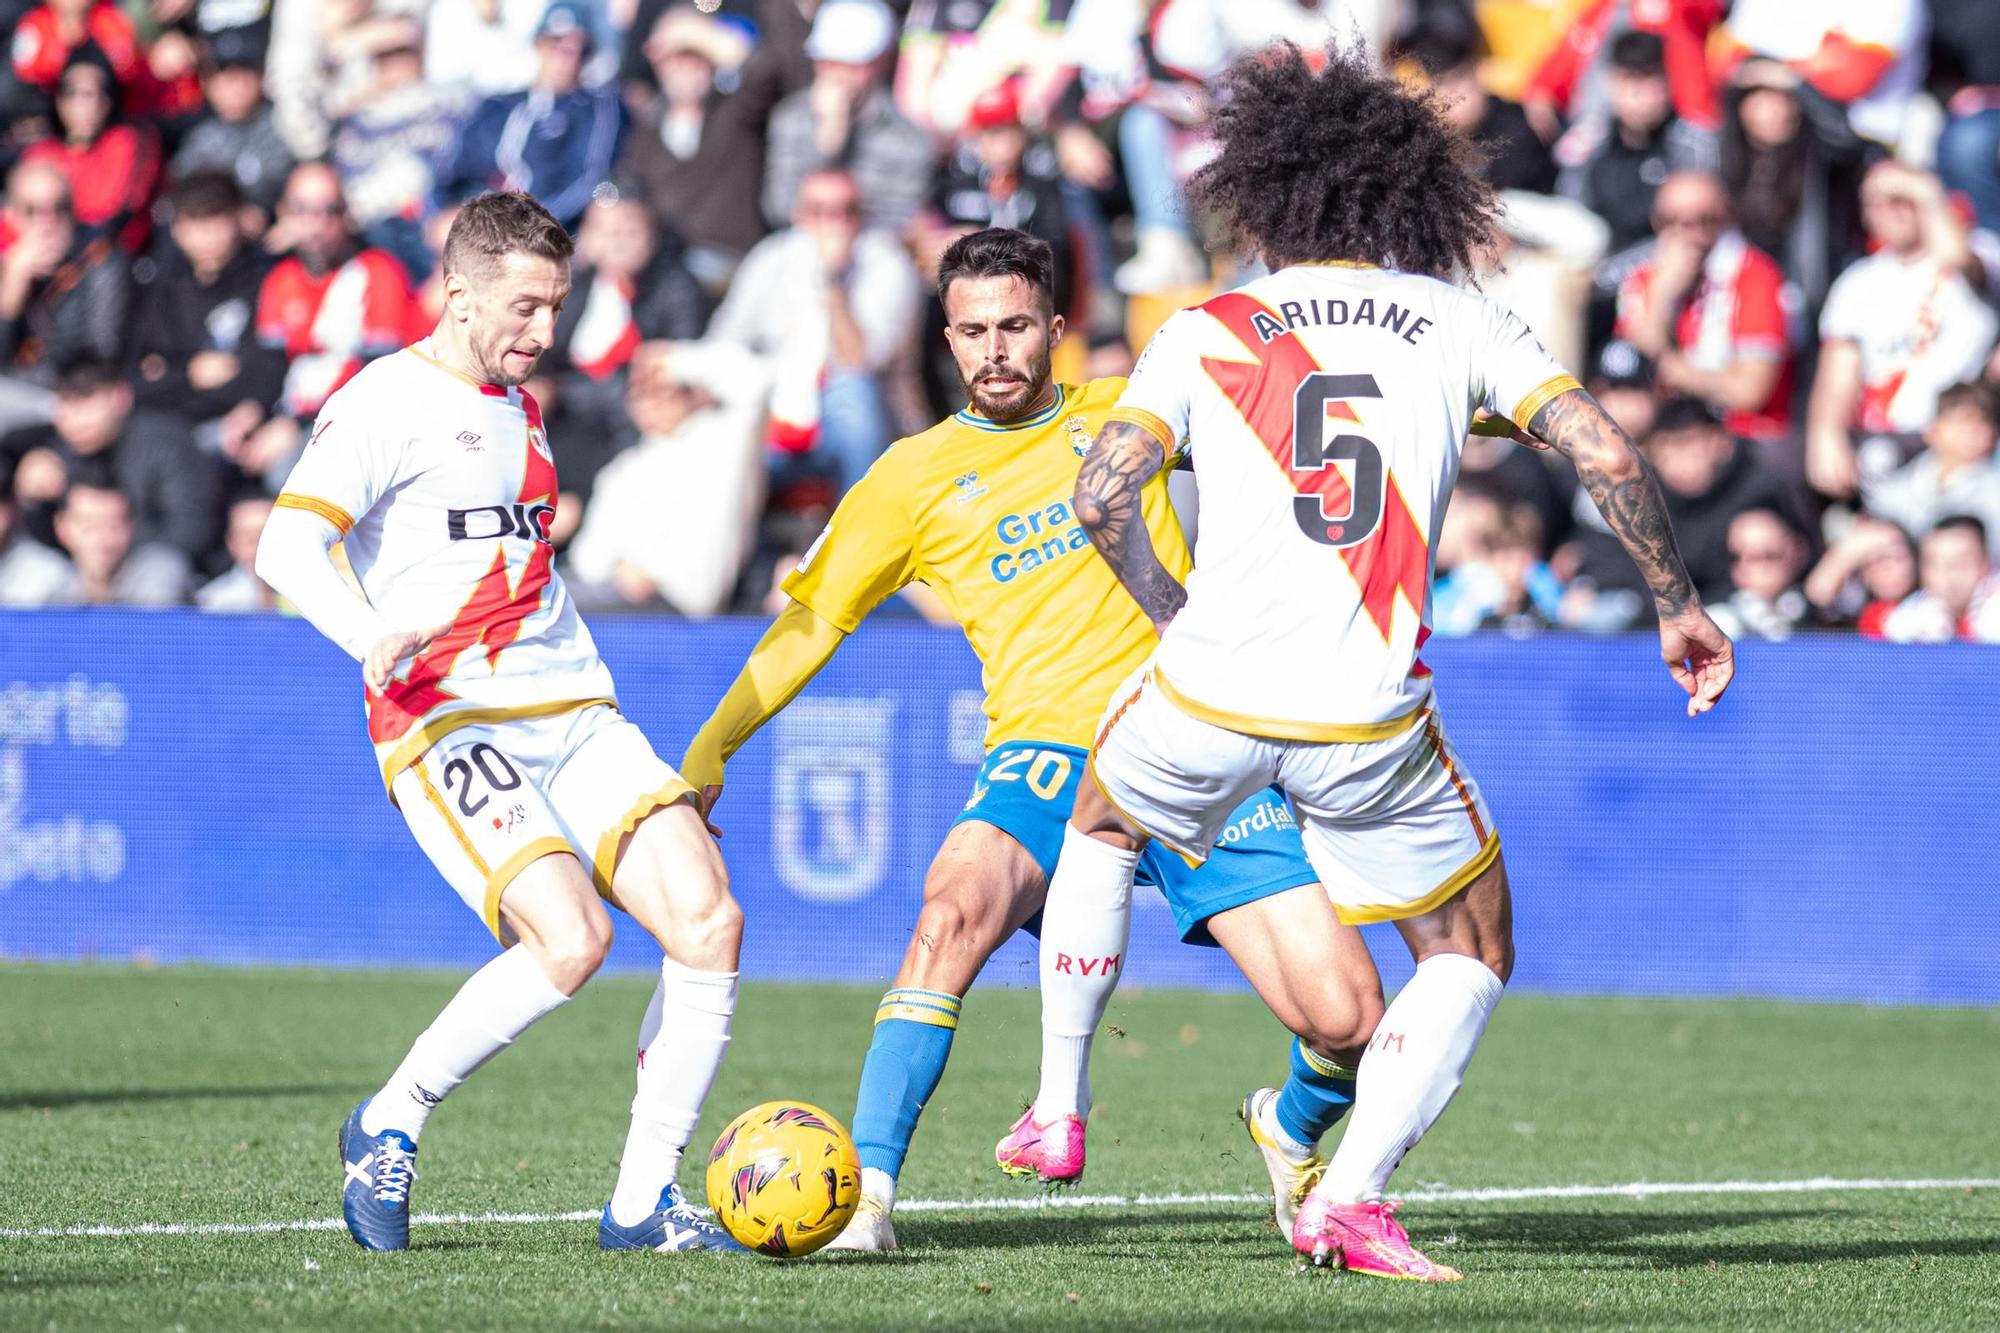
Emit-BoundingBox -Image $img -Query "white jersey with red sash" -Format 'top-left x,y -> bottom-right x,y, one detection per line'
274,339 -> 618,790
1110,264 -> 1579,740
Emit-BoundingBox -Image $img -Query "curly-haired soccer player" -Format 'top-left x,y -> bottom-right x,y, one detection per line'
1023,44 -> 1735,1280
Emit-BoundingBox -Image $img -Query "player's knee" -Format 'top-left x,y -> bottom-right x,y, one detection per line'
536,908 -> 614,994
1484,939 -> 1515,985
913,885 -> 1001,956
679,890 -> 743,964
1296,985 -> 1382,1058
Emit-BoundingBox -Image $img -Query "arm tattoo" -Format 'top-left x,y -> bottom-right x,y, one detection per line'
1074,420 -> 1187,627
1528,389 -> 1699,618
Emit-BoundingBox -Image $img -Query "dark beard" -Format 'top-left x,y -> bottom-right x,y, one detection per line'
963,349 -> 1053,422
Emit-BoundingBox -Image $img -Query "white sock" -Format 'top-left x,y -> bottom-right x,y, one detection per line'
361,945 -> 569,1139
1258,1094 -> 1317,1163
1033,826 -> 1139,1122
859,1166 -> 896,1210
608,958 -> 737,1226
1315,953 -> 1504,1204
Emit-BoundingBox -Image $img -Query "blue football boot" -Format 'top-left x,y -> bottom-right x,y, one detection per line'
598,1182 -> 749,1253
340,1099 -> 419,1251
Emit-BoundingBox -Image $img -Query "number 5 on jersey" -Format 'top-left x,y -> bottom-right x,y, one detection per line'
1292,372 -> 1385,548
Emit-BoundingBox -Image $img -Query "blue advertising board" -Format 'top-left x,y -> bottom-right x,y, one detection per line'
2,609 -> 1995,1004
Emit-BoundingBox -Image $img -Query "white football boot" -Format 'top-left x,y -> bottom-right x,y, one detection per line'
822,1194 -> 897,1253
1240,1086 -> 1326,1236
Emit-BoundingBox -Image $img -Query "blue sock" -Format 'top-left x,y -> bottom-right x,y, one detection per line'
1273,1035 -> 1359,1149
851,989 -> 960,1177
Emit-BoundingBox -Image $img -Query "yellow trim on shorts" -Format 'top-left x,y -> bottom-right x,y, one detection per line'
1332,833 -> 1501,926
1421,712 -> 1489,843
274,493 -> 355,536
412,763 -> 490,877
1092,673 -> 1151,752
376,698 -> 618,797
589,778 -> 698,896
1088,765 -> 1204,870
482,837 -> 575,942
1107,406 -> 1176,452
1152,669 -> 1427,744
1510,374 -> 1583,433
409,762 -> 574,942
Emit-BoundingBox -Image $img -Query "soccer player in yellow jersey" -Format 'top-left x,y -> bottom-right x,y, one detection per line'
682,230 -> 1383,1251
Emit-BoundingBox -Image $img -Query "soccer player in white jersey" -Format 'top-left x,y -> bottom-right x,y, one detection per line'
255,191 -> 747,1254
1026,47 -> 1737,1280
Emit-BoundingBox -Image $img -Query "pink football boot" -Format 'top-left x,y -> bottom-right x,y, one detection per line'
993,1104 -> 1086,1186
1291,1196 -> 1463,1281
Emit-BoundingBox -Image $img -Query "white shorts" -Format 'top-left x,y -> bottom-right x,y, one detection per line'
390,703 -> 693,940
1091,671 -> 1500,925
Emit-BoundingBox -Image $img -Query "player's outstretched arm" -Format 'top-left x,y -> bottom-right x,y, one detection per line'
679,599 -> 847,831
1074,420 -> 1187,633
1525,388 -> 1735,717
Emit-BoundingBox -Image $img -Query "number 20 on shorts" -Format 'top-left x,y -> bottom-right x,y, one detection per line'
989,748 -> 1074,801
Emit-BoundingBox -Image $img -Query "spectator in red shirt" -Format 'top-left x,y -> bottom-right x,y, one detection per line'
1616,169 -> 1797,444
9,0 -> 145,97
1523,0 -> 1724,139
244,161 -> 414,487
19,52 -> 158,251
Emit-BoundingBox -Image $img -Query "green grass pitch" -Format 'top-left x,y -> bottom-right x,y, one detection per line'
3,964 -> 1997,1331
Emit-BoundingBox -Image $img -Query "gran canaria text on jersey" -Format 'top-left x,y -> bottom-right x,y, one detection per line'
988,498 -> 1094,584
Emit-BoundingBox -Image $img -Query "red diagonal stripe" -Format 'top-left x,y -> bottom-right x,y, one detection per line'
1194,290 -> 1430,645
1198,292 -> 1355,513
365,392 -> 561,742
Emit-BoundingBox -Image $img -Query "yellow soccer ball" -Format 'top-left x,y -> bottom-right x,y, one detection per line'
703,1100 -> 861,1257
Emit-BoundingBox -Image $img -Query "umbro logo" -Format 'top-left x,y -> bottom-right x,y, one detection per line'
457,431 -> 483,451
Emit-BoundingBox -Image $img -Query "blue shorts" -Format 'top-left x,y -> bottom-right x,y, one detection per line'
952,740 -> 1319,946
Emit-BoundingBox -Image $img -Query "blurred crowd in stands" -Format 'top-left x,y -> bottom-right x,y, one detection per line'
1,0 -> 1998,643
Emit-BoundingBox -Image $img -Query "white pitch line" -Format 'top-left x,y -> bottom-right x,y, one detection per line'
3,1178 -> 1994,1242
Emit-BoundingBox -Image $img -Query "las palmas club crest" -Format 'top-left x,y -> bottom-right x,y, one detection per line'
1065,415 -> 1093,456
771,698 -> 894,904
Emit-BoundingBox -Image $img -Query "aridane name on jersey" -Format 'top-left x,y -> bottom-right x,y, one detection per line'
274,343 -> 619,788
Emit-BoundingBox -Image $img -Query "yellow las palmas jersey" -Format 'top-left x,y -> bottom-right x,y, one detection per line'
783,379 -> 1190,749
